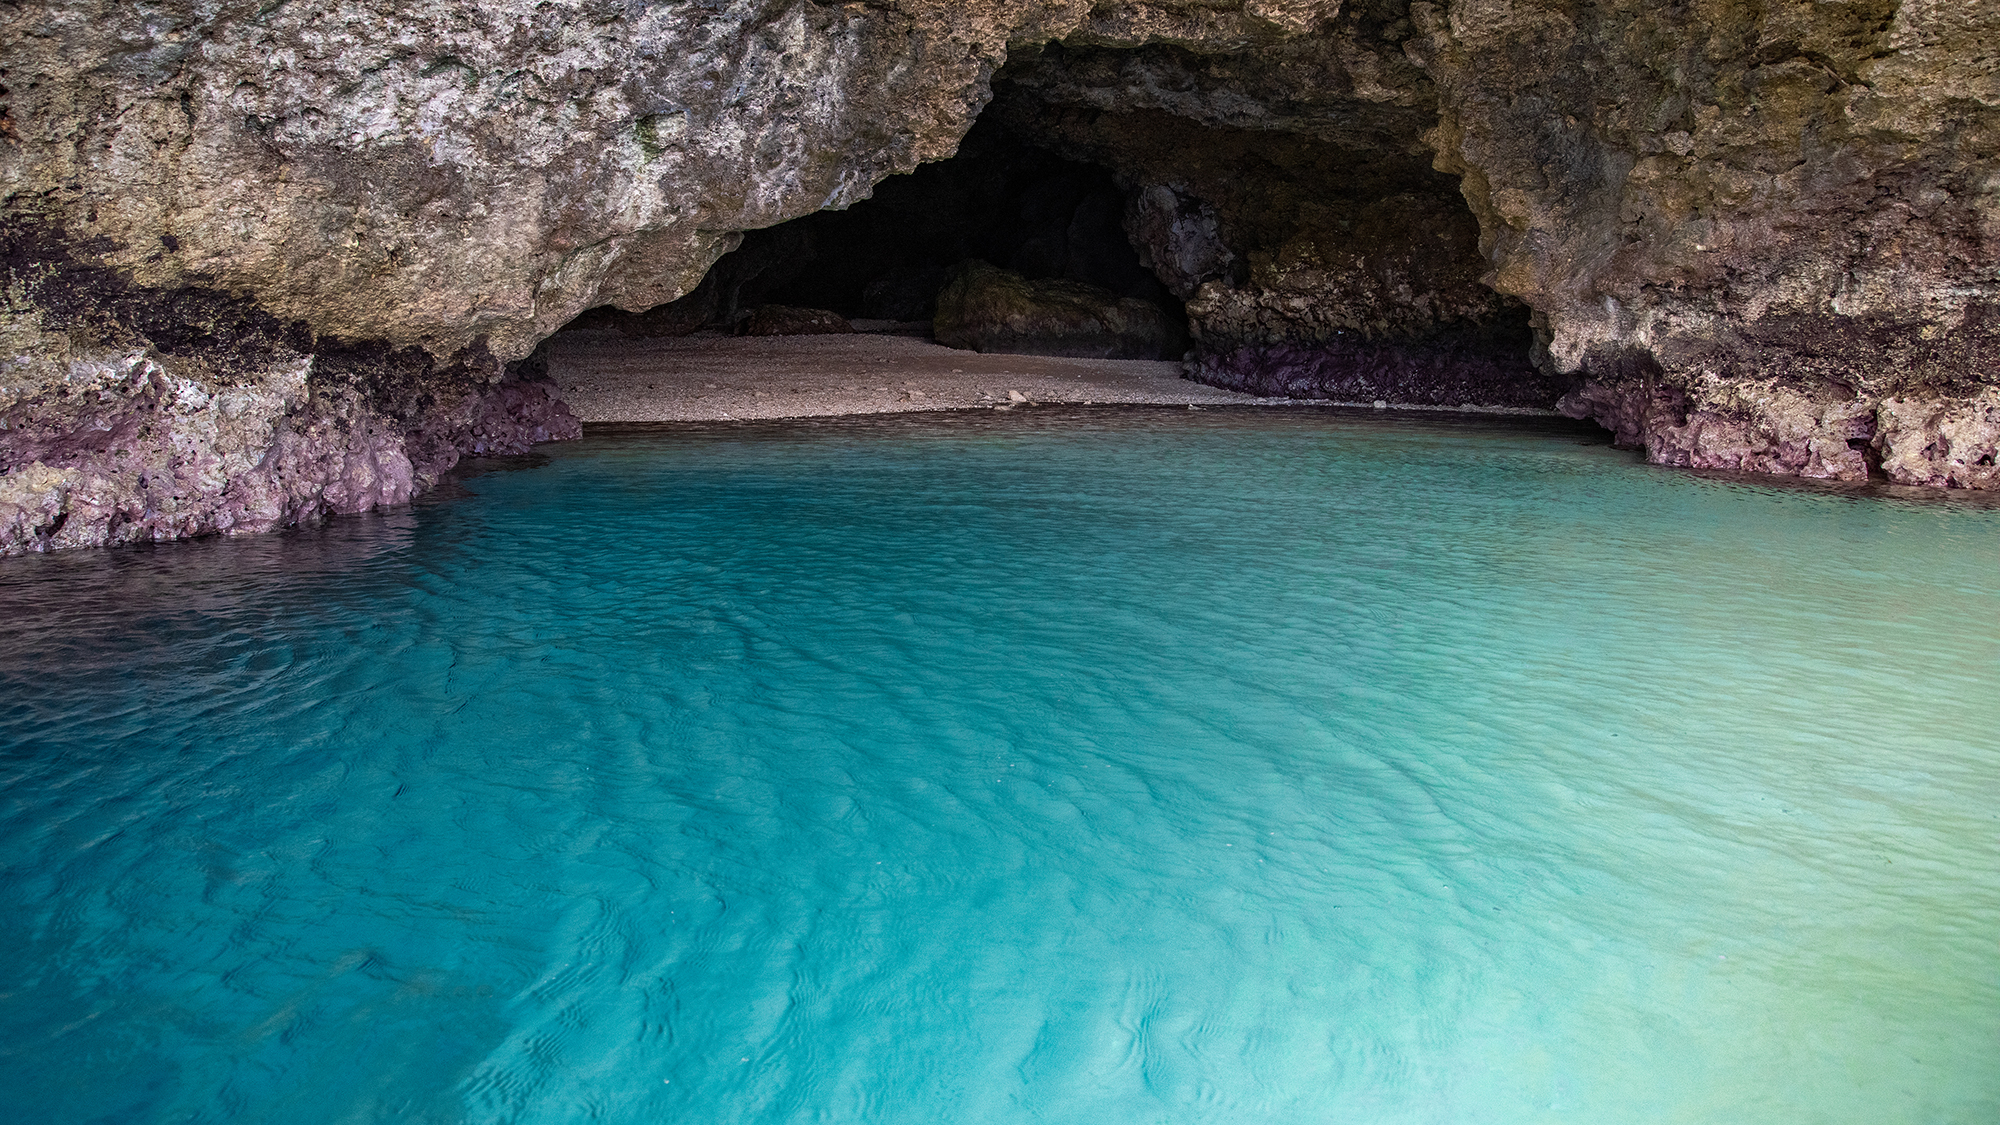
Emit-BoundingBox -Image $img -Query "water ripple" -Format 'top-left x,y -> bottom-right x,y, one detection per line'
1,410 -> 1995,1124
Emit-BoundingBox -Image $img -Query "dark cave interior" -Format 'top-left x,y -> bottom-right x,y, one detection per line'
748,119 -> 1182,326
563,42 -> 1564,406
563,114 -> 1188,352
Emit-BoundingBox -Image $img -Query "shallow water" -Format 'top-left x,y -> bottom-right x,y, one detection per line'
2,408 -> 1995,1125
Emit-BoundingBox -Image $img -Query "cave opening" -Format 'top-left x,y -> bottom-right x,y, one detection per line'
724,118 -> 1184,339
564,37 -> 1567,408
564,113 -> 1192,361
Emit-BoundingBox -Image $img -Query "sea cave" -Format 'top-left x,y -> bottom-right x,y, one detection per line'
2,2 -> 1997,1122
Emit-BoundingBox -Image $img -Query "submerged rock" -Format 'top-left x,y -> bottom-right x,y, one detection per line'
934,261 -> 1182,360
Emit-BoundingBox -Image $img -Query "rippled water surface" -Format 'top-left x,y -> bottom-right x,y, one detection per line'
3,409 -> 1996,1125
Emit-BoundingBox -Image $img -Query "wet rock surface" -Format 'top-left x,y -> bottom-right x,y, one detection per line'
1559,369 -> 2000,489
0,217 -> 578,555
0,361 -> 579,555
3,0 -> 1997,554
1196,338 -> 1566,410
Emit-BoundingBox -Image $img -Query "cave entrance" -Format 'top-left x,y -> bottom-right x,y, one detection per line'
564,37 -> 1563,409
566,114 -> 1191,362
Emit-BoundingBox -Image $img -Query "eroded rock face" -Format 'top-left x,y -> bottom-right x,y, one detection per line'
0,219 -> 580,552
3,0 -> 1353,554
567,116 -> 1189,331
0,357 -> 578,554
1411,0 -> 2000,483
989,36 -> 1556,406
3,0 -> 1996,556
0,0 -> 979,555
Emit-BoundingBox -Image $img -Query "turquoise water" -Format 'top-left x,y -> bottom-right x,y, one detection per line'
2,408 -> 1996,1125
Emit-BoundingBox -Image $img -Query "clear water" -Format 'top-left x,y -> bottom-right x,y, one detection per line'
2,409 -> 1996,1125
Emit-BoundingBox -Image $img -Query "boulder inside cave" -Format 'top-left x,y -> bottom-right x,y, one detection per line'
563,43 -> 1569,408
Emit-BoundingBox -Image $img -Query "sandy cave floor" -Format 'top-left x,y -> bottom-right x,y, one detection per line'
541,328 -> 1567,423
541,330 -> 1279,422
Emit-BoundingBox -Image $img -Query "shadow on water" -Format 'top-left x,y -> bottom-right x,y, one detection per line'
0,452 -> 559,660
578,402 -> 1608,445
0,508 -> 424,688
0,403 -> 1988,688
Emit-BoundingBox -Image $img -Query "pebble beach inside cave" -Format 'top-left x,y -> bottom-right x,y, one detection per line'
3,408 -> 1996,1124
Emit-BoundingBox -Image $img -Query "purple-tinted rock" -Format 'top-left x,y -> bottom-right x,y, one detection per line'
0,349 -> 579,556
1192,339 -> 1571,410
1559,377 -> 2000,488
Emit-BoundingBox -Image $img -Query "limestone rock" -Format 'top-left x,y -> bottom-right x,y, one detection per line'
1,0 -> 1332,360
990,41 -> 1553,407
1411,0 -> 2000,481
1877,389 -> 2000,490
933,261 -> 1182,360
0,334 -> 579,555
1561,375 -> 2000,489
0,223 -> 578,555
